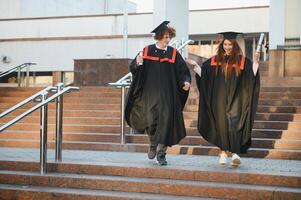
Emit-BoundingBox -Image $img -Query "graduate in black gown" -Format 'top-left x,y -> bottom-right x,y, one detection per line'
187,32 -> 260,166
125,21 -> 191,166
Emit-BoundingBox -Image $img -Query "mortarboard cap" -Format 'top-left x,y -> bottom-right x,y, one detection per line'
151,21 -> 170,34
219,31 -> 242,40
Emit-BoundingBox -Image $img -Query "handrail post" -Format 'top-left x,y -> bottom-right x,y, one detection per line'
40,91 -> 49,174
55,83 -> 64,162
17,67 -> 21,87
26,64 -> 30,87
0,85 -> 79,174
21,70 -> 24,87
120,85 -> 126,144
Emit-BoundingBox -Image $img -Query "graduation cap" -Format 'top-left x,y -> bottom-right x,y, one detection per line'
151,21 -> 170,34
219,31 -> 242,40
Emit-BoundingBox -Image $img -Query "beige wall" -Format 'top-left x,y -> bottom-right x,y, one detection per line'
0,7 -> 269,72
269,49 -> 301,77
285,0 -> 301,38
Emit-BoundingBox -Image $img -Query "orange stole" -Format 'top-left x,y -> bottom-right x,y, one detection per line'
143,46 -> 177,63
210,56 -> 245,70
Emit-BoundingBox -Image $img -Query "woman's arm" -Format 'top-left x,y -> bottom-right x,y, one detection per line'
185,58 -> 202,77
129,52 -> 143,74
175,51 -> 191,91
252,53 -> 260,76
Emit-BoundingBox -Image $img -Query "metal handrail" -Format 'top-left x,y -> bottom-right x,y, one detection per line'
0,86 -> 55,119
178,39 -> 195,54
169,39 -> 179,47
0,86 -> 78,131
0,83 -> 79,174
108,81 -> 131,88
0,62 -> 36,87
109,39 -> 194,144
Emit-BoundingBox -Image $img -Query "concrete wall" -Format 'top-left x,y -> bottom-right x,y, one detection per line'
189,6 -> 269,35
0,37 -> 153,72
0,6 -> 269,72
270,0 -> 301,48
285,0 -> 300,39
0,0 -> 136,19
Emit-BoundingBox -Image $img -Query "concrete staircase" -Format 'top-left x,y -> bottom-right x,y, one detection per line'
0,149 -> 300,200
0,69 -> 301,199
0,84 -> 301,160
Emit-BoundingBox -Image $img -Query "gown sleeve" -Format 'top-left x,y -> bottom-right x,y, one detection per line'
175,51 -> 191,86
129,55 -> 143,75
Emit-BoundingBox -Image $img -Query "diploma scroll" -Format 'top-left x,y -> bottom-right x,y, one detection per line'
256,33 -> 265,53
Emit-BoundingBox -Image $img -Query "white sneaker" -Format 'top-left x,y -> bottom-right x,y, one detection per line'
219,154 -> 227,165
231,153 -> 241,167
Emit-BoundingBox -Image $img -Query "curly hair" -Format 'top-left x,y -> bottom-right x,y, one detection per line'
154,26 -> 176,40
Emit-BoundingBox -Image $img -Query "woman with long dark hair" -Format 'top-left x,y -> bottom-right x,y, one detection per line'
187,32 -> 260,166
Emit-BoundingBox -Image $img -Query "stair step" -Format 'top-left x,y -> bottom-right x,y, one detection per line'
260,87 -> 301,92
0,117 -> 122,126
3,111 -> 301,123
0,140 -> 300,160
2,123 -> 123,133
252,129 -> 301,139
0,97 -> 121,104
184,105 -> 301,113
0,160 -> 299,189
0,184 -> 208,200
255,113 -> 301,121
257,106 -> 301,113
186,99 -> 301,106
0,170 -> 300,199
0,147 -> 299,199
1,100 -> 301,109
2,117 -> 301,130
1,120 -> 301,133
0,132 -> 300,150
0,103 -> 121,110
0,109 -> 121,118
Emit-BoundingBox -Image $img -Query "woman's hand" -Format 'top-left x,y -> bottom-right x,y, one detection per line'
254,52 -> 260,64
182,82 -> 190,91
136,51 -> 143,65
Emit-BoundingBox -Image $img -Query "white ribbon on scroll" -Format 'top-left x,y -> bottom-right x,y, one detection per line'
253,33 -> 265,76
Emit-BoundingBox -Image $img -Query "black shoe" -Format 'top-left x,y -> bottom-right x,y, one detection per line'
156,144 -> 167,166
148,145 -> 157,159
156,154 -> 167,166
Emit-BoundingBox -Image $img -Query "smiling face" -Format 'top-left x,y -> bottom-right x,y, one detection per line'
154,26 -> 176,48
223,39 -> 233,55
157,33 -> 171,48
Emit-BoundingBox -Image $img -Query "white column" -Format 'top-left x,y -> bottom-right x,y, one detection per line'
153,0 -> 189,54
123,0 -> 128,58
285,0 -> 300,40
299,0 -> 301,45
269,0 -> 285,49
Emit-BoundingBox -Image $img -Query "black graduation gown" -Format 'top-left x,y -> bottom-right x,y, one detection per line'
195,55 -> 260,154
125,44 -> 191,147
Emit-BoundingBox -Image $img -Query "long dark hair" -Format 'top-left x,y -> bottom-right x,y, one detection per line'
214,39 -> 243,77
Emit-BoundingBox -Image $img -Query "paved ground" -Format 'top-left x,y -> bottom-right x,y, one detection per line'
0,147 -> 300,177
